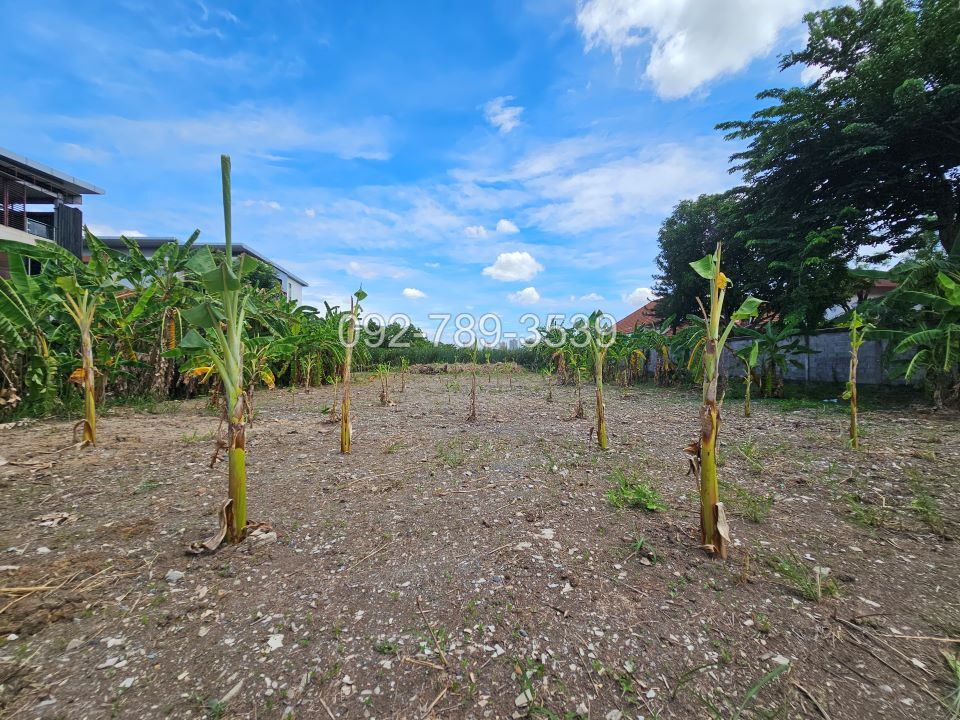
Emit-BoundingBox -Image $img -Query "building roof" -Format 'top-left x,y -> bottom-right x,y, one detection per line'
616,300 -> 660,334
96,236 -> 308,287
0,146 -> 105,203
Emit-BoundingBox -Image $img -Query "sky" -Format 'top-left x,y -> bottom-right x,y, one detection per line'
1,0 -> 824,342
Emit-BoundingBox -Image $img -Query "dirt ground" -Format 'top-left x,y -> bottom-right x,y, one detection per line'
1,369 -> 958,720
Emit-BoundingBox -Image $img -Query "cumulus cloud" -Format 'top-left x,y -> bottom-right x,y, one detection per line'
483,96 -> 524,134
496,218 -> 520,234
623,287 -> 656,306
482,251 -> 544,282
402,287 -> 426,299
576,0 -> 815,98
507,286 -> 541,305
464,225 -> 489,238
579,292 -> 605,302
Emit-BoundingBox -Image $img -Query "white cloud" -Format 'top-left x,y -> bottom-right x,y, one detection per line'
623,287 -> 656,306
576,0 -> 815,98
496,218 -> 520,234
304,208 -> 316,218
345,260 -> 406,280
507,286 -> 541,305
58,105 -> 392,166
87,224 -> 145,238
482,251 -> 544,282
242,199 -> 282,210
525,141 -> 731,234
402,287 -> 427,299
483,96 -> 524,134
800,63 -> 827,84
579,292 -> 605,302
464,225 -> 489,238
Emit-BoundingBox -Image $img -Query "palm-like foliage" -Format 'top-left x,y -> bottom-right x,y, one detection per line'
736,321 -> 812,397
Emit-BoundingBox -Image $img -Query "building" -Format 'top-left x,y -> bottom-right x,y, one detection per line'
0,146 -> 103,274
88,236 -> 308,302
615,299 -> 660,334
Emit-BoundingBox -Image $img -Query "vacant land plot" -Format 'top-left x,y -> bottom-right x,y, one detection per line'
1,371 -> 958,719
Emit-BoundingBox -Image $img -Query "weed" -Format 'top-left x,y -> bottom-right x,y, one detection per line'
373,639 -> 399,655
134,479 -> 160,494
907,470 -> 945,535
701,663 -> 789,719
436,439 -> 466,468
181,429 -> 215,444
765,550 -> 839,602
630,536 -> 658,564
722,482 -> 774,523
384,441 -> 402,454
844,493 -> 890,529
205,700 -> 226,720
942,650 -> 960,719
735,438 -> 764,474
606,468 -> 666,512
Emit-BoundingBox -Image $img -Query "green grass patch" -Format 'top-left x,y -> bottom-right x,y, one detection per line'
606,469 -> 666,512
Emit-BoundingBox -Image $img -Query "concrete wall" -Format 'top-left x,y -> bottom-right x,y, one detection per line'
723,330 -> 897,385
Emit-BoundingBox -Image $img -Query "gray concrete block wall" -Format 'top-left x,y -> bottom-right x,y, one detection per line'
723,331 -> 898,385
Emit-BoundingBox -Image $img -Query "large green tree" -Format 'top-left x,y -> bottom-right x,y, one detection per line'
717,0 -> 960,325
653,193 -> 764,326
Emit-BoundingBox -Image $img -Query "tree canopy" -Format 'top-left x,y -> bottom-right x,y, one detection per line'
656,0 -> 960,330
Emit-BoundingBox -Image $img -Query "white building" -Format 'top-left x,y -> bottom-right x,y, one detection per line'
89,236 -> 307,303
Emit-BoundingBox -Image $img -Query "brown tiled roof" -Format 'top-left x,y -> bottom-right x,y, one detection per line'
616,300 -> 659,334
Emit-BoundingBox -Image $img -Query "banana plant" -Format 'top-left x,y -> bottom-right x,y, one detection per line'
841,310 -> 873,448
376,362 -> 390,406
466,341 -> 478,422
736,321 -> 812,398
686,244 -> 762,559
340,288 -> 366,453
734,341 -> 760,418
577,311 -> 615,449
178,155 -> 256,543
0,249 -> 58,416
56,276 -> 98,446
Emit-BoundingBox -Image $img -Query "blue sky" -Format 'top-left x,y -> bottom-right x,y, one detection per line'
1,0 -> 821,340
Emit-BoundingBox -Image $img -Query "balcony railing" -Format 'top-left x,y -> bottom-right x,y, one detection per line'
26,217 -> 54,240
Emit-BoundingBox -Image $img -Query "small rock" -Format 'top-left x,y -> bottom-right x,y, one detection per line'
267,634 -> 284,651
119,677 -> 135,690
515,689 -> 532,707
164,570 -> 184,584
605,711 -> 622,720
36,546 -> 51,555
772,655 -> 790,666
65,638 -> 82,651
222,679 -> 244,703
252,530 -> 278,546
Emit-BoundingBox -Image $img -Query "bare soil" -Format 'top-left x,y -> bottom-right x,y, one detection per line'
1,370 -> 958,720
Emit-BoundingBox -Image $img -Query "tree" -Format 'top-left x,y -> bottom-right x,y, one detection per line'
718,0 -> 960,326
654,193 -> 762,325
